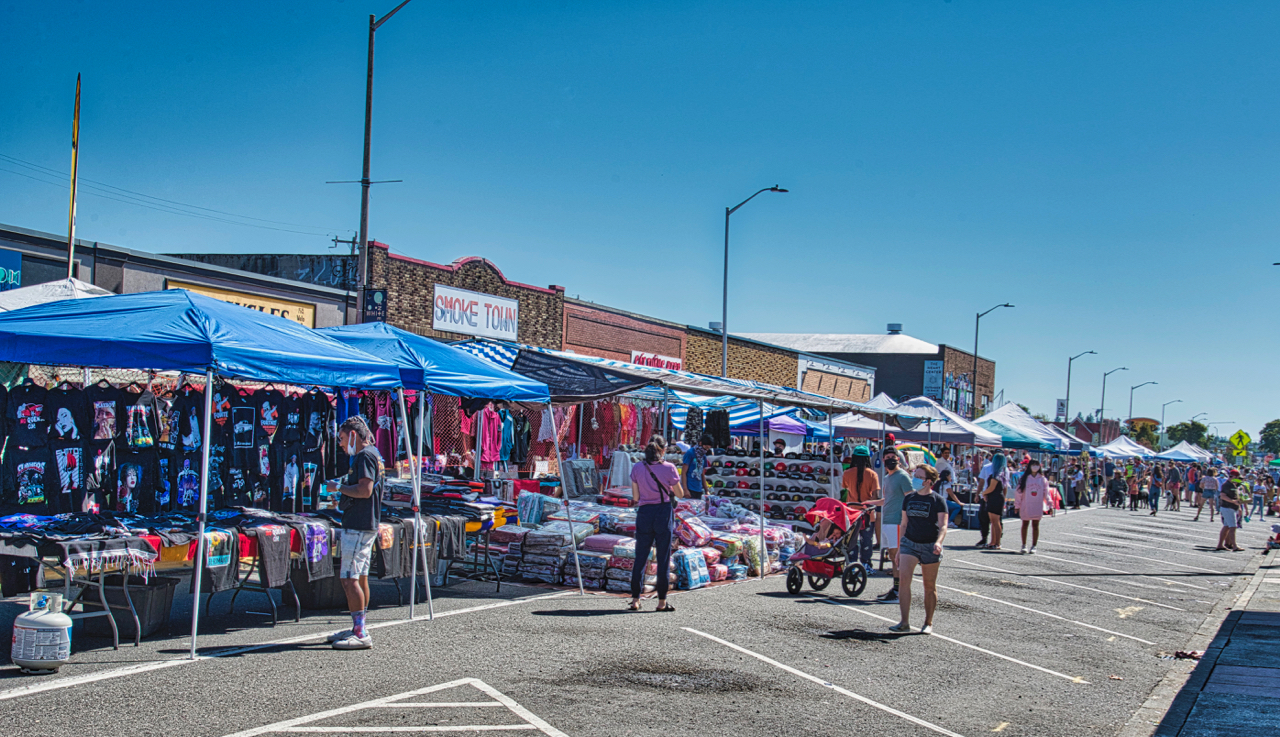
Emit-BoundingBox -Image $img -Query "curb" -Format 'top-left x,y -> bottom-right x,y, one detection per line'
1117,548 -> 1274,737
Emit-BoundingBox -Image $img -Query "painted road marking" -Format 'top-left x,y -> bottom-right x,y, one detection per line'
952,559 -> 1185,611
814,597 -> 1091,684
1033,540 -> 1219,575
1087,522 -> 1266,547
932,583 -> 1156,645
0,591 -> 578,702
685,628 -> 967,737
1025,551 -> 1211,591
221,678 -> 567,737
1059,532 -> 1235,563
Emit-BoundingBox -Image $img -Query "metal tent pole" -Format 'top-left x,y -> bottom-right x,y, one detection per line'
548,407 -> 585,595
757,400 -> 766,579
398,390 -> 431,619
828,411 -> 835,498
187,369 -> 216,660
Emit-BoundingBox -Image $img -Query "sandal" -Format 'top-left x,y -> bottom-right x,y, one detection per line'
627,601 -> 642,611
655,602 -> 676,612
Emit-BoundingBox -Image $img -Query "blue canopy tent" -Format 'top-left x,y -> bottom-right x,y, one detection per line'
318,322 -> 553,610
0,289 -> 405,657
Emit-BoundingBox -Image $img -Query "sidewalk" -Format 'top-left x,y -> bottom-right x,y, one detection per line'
1145,546 -> 1280,736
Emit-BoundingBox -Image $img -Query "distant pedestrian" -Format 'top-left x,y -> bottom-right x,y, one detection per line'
1016,459 -> 1050,554
1195,468 -> 1220,523
889,464 -> 947,635
980,452 -> 1009,550
1217,470 -> 1245,551
1250,475 -> 1267,522
1149,464 -> 1163,516
1166,464 -> 1183,511
841,446 -> 879,573
628,435 -> 685,612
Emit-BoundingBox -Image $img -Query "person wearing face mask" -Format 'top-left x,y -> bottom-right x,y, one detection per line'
980,452 -> 1009,550
865,452 -> 912,602
888,464 -> 947,634
1015,459 -> 1049,554
324,416 -> 385,650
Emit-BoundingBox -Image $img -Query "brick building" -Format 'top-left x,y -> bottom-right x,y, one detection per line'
684,327 -> 874,400
562,299 -> 686,368
742,325 -> 994,415
367,244 -> 565,348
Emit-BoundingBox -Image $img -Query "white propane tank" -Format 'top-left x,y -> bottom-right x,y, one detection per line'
11,592 -> 72,675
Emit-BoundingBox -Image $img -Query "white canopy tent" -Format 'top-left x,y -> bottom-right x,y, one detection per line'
1156,440 -> 1214,462
1096,435 -> 1157,459
892,396 -> 1004,447
861,392 -> 900,411
976,403 -> 1070,452
0,278 -> 113,312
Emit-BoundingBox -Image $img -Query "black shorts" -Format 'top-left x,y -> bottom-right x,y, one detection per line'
986,492 -> 1005,515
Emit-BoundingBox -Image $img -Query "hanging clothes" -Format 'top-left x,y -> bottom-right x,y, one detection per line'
511,414 -> 531,464
682,406 -> 705,446
499,408 -> 515,462
538,407 -> 556,442
480,405 -> 502,464
9,383 -> 50,449
705,408 -> 731,449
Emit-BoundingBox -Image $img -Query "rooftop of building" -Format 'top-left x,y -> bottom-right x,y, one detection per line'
738,331 -> 940,355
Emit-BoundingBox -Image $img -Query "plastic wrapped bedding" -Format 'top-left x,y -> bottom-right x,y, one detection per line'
606,579 -> 653,594
675,512 -> 714,548
562,575 -> 603,589
606,568 -> 656,584
673,548 -> 710,590
490,525 -> 535,544
517,493 -> 562,528
535,521 -> 592,546
699,548 -> 721,567
546,509 -> 601,534
612,538 -> 637,559
743,535 -> 765,575
523,552 -> 570,567
708,563 -> 729,581
726,563 -> 748,580
608,556 -> 657,574
709,534 -> 745,559
582,533 -> 629,553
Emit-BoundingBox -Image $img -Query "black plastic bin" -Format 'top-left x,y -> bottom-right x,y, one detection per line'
77,575 -> 180,639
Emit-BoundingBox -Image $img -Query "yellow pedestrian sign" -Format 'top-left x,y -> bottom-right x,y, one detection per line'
1229,430 -> 1251,450
1233,448 -> 1248,457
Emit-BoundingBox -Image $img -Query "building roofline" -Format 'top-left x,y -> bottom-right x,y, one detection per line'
370,242 -> 565,295
685,325 -> 877,374
564,297 -> 686,329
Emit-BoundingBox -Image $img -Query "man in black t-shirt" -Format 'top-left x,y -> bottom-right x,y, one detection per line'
326,416 -> 385,650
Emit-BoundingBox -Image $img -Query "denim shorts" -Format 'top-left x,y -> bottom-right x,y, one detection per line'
898,537 -> 942,565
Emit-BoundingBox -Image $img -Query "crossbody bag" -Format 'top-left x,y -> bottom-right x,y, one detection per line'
645,463 -> 678,509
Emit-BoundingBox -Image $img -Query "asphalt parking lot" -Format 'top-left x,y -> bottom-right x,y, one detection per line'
0,503 -> 1270,737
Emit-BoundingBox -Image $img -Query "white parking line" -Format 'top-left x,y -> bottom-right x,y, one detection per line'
0,591 -> 578,702
685,628 -> 967,737
813,597 -> 1090,683
951,559 -> 1186,611
1087,522 -> 1267,547
1060,532 -> 1235,563
222,678 -> 567,737
931,584 -> 1156,645
1024,551 -> 1211,591
1033,540 -> 1219,575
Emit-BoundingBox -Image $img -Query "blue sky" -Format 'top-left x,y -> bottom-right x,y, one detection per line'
2,1 -> 1276,440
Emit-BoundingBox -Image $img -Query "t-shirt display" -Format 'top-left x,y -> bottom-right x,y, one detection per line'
85,383 -> 123,444
46,384 -> 90,444
8,383 -> 50,448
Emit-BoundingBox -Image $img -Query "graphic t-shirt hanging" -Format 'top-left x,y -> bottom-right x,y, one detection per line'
7,447 -> 52,510
121,388 -> 160,450
46,385 -> 89,444
8,384 -> 49,448
85,384 -> 123,443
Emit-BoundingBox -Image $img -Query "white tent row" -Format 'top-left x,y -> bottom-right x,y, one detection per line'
1156,440 -> 1215,463
1096,435 -> 1157,459
887,396 -> 1004,447
975,403 -> 1071,452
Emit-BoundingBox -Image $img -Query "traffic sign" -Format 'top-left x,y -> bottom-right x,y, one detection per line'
1229,430 -> 1251,450
1232,448 -> 1248,457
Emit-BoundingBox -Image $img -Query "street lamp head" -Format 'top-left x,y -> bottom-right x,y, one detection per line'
1003,303 -> 1014,308
770,186 -> 788,193
1086,350 -> 1097,355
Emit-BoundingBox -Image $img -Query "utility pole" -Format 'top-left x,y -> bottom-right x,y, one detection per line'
66,74 -> 82,279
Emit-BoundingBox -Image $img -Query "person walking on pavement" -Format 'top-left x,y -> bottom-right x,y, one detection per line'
327,416 -> 386,650
981,452 -> 1010,550
1166,463 -> 1183,512
1195,468 -> 1220,523
889,464 -> 948,635
976,453 -> 994,546
1149,463 -> 1163,516
1217,469 -> 1245,551
841,446 -> 880,574
1016,459 -> 1050,554
867,451 -> 912,602
1249,474 -> 1268,522
628,435 -> 686,612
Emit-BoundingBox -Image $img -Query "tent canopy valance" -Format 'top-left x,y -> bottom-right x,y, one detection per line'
0,289 -> 403,388
318,322 -> 549,402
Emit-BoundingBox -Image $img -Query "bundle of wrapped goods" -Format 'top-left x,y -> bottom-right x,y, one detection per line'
608,556 -> 658,574
601,511 -> 637,536
699,548 -> 721,567
562,550 -> 610,588
516,492 -> 562,528
709,534 -> 745,559
612,538 -> 637,559
519,563 -> 562,584
708,500 -> 752,520
490,525 -> 535,544
546,508 -> 602,534
676,498 -> 706,515
606,578 -> 654,594
675,512 -> 714,548
535,520 -> 591,547
563,574 -> 605,589
726,563 -> 748,580
673,548 -> 710,590
606,567 -> 656,585
743,535 -> 766,576
522,548 -> 570,567
582,533 -> 629,554
708,563 -> 729,581
698,511 -> 744,532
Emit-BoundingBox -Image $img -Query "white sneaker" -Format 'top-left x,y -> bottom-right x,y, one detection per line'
332,634 -> 373,650
1020,546 -> 1027,554
326,629 -> 354,644
1028,546 -> 1036,555
920,624 -> 934,635
887,622 -> 910,633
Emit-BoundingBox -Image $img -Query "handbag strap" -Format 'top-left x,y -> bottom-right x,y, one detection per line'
645,463 -> 673,503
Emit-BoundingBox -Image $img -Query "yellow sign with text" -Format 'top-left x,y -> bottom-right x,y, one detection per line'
167,280 -> 315,327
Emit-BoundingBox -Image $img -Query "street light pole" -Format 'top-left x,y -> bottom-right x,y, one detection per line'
356,0 -> 414,324
1099,367 -> 1128,443
1129,381 -> 1157,422
722,185 -> 787,377
1064,350 -> 1096,427
970,303 -> 1013,419
1160,399 -> 1183,432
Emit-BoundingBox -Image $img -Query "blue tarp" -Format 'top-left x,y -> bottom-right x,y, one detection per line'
0,289 -> 403,388
318,322 -> 549,402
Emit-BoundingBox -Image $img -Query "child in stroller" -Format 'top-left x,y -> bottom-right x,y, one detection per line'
785,497 -> 871,598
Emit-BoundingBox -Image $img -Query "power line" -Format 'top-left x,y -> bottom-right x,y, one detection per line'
0,153 -> 350,237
